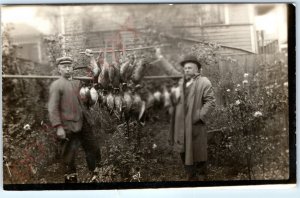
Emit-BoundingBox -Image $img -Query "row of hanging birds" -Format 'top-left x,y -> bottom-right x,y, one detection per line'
83,43 -> 180,90
84,42 -> 151,90
79,83 -> 181,122
80,43 -> 182,122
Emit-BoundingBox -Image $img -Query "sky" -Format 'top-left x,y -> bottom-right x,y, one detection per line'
1,6 -> 53,34
1,4 -> 288,43
254,4 -> 287,44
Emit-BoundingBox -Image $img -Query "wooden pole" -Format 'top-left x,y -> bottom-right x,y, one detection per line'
2,75 -> 93,81
79,44 -> 171,54
143,75 -> 183,80
2,74 -> 190,80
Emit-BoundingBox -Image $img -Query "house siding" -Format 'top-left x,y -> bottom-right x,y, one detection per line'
227,4 -> 251,24
177,24 -> 254,53
62,4 -> 257,55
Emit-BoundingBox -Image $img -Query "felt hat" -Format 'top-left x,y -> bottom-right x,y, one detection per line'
180,55 -> 201,69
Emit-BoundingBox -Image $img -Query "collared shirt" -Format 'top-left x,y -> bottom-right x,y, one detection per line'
186,78 -> 194,88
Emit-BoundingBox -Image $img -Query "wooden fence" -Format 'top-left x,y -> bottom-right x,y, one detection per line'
214,52 -> 288,105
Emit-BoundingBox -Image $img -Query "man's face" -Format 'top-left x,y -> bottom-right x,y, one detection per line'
183,62 -> 199,79
58,63 -> 73,78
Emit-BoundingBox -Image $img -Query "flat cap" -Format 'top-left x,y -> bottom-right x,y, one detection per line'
180,55 -> 201,69
56,57 -> 73,65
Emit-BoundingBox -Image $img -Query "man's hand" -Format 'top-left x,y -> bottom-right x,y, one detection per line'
168,138 -> 174,146
84,49 -> 93,57
192,110 -> 205,125
56,126 -> 66,139
155,47 -> 163,59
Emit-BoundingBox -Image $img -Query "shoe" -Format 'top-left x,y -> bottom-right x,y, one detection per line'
198,174 -> 207,181
187,175 -> 199,181
82,170 -> 99,183
89,172 -> 99,183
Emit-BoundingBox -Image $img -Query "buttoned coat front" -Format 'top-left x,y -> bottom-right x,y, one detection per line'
48,77 -> 83,132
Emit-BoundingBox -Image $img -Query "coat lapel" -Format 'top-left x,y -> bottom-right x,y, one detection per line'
186,75 -> 201,107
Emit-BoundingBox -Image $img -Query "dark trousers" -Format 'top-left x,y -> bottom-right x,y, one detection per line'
180,153 -> 207,180
60,120 -> 101,175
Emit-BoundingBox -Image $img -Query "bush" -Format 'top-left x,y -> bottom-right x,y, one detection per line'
207,57 -> 289,180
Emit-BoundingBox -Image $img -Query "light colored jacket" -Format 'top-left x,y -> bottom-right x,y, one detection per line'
170,75 -> 216,165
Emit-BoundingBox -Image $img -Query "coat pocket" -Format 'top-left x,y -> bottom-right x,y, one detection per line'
192,123 -> 206,138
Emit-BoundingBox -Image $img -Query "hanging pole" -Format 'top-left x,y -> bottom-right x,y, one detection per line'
2,74 -> 93,81
79,44 -> 171,54
143,75 -> 183,80
2,74 -> 188,80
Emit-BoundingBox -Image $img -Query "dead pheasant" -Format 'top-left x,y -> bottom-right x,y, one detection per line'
98,42 -> 110,89
131,57 -> 148,85
109,41 -> 120,88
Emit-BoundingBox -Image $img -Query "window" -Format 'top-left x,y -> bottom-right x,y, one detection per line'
201,5 -> 225,25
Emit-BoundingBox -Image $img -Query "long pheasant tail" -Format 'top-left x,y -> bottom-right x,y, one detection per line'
138,101 -> 146,120
122,40 -> 126,57
126,120 -> 130,138
112,41 -> 116,63
104,40 -> 107,61
97,49 -> 103,69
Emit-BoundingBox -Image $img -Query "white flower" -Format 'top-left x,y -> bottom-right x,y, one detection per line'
242,80 -> 248,84
12,79 -> 18,84
132,171 -> 141,181
235,100 -> 241,105
23,124 -> 31,131
58,34 -> 64,40
152,143 -> 157,149
285,150 -> 289,154
226,89 -> 231,92
254,111 -> 263,117
244,73 -> 249,78
235,89 -> 238,92
284,82 -> 288,87
237,84 -> 241,88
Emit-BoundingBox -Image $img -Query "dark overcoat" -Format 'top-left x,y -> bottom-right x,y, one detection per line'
48,77 -> 83,132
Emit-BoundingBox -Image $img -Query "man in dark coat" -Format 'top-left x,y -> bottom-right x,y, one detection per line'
48,57 -> 101,183
155,50 -> 216,181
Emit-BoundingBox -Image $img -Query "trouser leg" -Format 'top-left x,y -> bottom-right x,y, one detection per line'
61,133 -> 80,183
180,152 -> 197,181
195,161 -> 207,181
80,121 -> 101,172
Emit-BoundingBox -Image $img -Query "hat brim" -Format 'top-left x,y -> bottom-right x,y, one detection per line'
180,60 -> 201,69
58,61 -> 73,65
